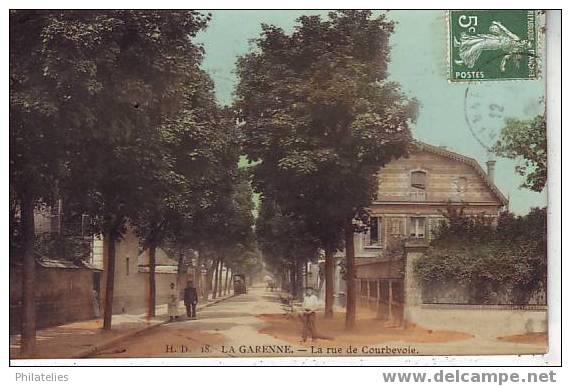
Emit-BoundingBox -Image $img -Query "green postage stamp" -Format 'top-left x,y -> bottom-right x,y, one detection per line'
448,10 -> 539,81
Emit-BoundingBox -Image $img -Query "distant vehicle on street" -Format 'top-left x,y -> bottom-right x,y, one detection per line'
233,274 -> 247,295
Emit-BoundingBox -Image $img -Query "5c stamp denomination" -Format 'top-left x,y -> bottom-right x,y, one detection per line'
449,10 -> 539,81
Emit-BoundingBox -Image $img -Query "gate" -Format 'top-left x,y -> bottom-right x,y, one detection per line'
359,278 -> 404,325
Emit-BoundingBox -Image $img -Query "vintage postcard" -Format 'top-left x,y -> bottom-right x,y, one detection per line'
9,9 -> 554,363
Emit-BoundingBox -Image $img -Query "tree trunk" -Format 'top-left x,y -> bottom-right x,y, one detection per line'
203,261 -> 215,301
20,195 -> 36,357
305,261 -> 309,289
223,265 -> 230,295
217,260 -> 224,298
212,259 -> 219,299
298,260 -> 305,300
103,233 -> 117,330
291,262 -> 297,298
147,243 -> 157,318
177,248 -> 185,290
344,219 -> 356,330
324,247 -> 335,319
195,251 -> 202,298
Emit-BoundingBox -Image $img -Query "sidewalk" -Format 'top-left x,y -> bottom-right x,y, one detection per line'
10,293 -> 234,360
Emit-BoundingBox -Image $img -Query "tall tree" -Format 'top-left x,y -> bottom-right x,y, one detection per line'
163,129 -> 256,300
493,114 -> 547,192
236,11 -> 417,328
10,11 -> 212,338
10,11 -> 68,355
133,70 -> 230,317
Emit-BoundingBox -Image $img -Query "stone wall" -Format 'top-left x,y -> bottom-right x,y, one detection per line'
407,304 -> 547,337
10,263 -> 97,335
403,240 -> 548,336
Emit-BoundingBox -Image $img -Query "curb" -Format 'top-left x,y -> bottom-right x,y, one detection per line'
76,293 -> 236,359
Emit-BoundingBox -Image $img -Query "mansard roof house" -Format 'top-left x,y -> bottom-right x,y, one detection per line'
331,140 -> 509,325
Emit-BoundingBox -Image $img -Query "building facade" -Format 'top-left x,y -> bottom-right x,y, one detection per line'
91,228 -> 188,316
356,140 -> 507,258
335,141 -> 508,324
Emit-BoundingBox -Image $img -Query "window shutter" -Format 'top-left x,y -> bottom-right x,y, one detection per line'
427,218 -> 433,241
420,217 -> 427,238
407,217 -> 413,237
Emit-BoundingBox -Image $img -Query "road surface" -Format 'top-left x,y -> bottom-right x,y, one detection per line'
91,286 -> 295,358
91,286 -> 547,358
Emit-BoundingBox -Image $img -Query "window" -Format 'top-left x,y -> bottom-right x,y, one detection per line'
456,176 -> 467,192
367,217 -> 382,247
411,170 -> 427,190
126,257 -> 130,276
390,218 -> 404,235
409,217 -> 426,238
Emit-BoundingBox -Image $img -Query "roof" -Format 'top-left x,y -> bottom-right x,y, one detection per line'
411,140 -> 508,206
138,247 -> 178,267
137,265 -> 178,274
35,258 -> 103,271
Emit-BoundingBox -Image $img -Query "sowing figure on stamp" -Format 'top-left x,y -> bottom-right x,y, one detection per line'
454,21 -> 532,72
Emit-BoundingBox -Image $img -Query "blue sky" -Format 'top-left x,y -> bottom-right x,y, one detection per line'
196,10 -> 546,214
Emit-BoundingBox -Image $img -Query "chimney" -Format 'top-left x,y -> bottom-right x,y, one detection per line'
486,160 -> 496,183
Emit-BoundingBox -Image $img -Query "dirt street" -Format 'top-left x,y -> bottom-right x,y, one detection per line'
91,286 -> 547,358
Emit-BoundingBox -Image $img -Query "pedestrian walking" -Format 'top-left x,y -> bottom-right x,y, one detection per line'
168,282 -> 179,322
184,281 -> 198,319
300,287 -> 319,342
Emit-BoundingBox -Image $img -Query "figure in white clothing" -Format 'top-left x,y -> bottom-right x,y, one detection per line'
300,288 -> 319,342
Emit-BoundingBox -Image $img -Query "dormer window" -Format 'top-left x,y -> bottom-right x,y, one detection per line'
411,170 -> 427,190
456,176 -> 467,192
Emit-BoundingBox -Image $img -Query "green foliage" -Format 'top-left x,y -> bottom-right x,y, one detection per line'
10,10 -> 212,240
132,72 -> 238,252
256,198 -> 320,274
235,10 -> 418,255
493,114 -> 547,192
33,234 -> 91,262
414,207 -> 547,303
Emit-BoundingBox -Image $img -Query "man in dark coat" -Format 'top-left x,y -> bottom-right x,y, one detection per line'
184,281 -> 198,319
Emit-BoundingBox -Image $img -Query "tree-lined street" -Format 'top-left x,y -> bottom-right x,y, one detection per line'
9,10 -> 548,360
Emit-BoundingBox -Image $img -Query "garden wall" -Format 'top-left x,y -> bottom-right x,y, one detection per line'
10,261 -> 98,335
406,303 -> 548,338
